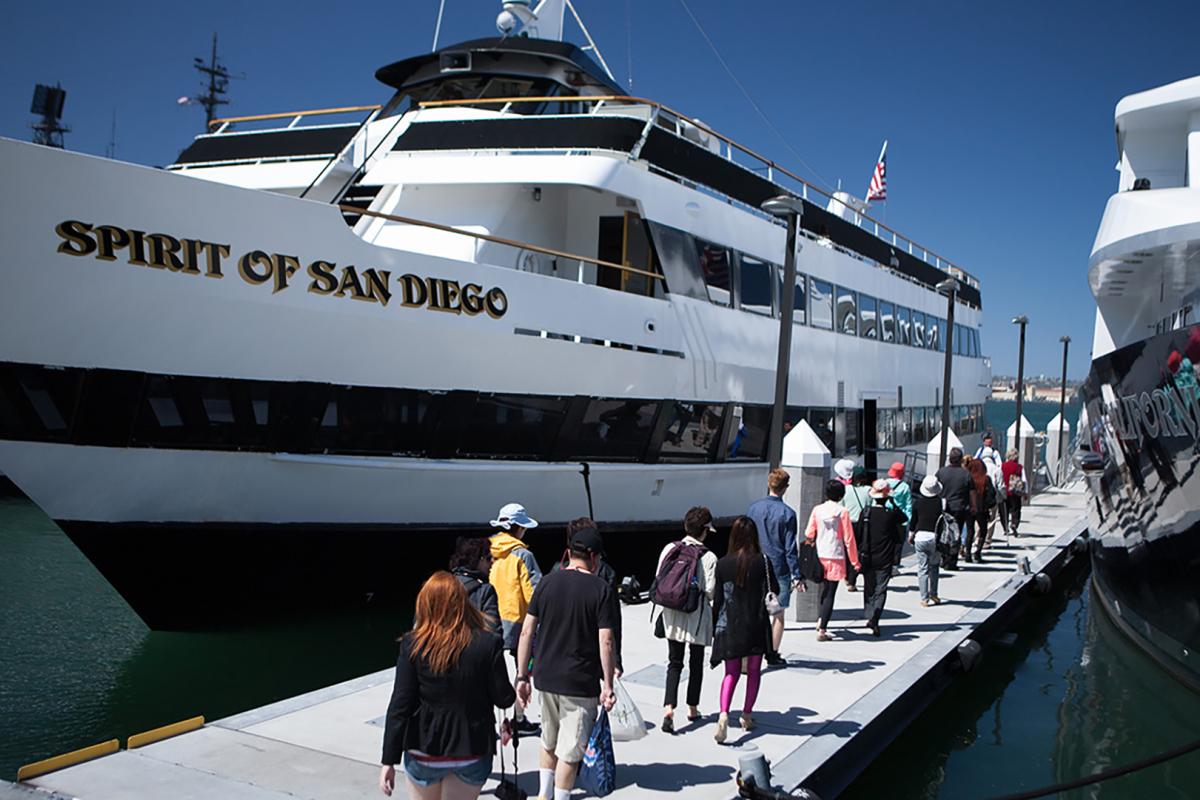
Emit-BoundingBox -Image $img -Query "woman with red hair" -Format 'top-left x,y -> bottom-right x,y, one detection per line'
966,458 -> 996,563
380,571 -> 515,799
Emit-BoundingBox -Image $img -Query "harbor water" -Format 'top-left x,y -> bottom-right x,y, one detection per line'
2,399 -> 1195,796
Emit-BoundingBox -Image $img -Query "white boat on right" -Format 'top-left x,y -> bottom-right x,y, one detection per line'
1079,74 -> 1200,692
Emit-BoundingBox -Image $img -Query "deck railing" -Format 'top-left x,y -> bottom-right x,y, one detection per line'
208,105 -> 382,133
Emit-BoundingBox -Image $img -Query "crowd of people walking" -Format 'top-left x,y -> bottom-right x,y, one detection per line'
380,439 -> 1028,799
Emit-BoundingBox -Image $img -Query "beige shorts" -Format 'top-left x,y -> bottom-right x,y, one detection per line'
539,692 -> 599,763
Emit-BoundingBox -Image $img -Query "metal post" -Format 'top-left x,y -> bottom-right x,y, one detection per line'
936,279 -> 958,470
1057,335 -> 1070,483
768,212 -> 799,469
1012,316 -> 1029,457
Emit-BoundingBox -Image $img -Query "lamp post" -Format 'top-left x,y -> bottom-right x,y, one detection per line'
761,195 -> 804,470
1057,335 -> 1070,483
936,278 -> 959,469
1012,315 -> 1029,457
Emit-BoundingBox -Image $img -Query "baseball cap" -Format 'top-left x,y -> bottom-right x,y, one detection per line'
569,526 -> 605,556
490,502 -> 539,530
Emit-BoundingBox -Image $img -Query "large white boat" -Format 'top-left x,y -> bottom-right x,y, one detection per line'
0,1 -> 989,628
1079,75 -> 1200,690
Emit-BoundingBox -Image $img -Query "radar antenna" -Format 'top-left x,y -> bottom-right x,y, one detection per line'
30,83 -> 69,149
179,33 -> 243,129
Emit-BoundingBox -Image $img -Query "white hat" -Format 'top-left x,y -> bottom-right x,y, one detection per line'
833,458 -> 856,481
490,502 -> 539,530
920,475 -> 943,498
869,479 -> 892,499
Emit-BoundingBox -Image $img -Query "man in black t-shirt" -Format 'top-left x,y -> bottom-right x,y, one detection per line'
516,527 -> 617,800
935,447 -> 972,569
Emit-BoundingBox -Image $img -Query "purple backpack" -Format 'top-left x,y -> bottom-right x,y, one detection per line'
650,541 -> 706,612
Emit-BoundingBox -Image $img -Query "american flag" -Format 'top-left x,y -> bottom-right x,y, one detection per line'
866,140 -> 888,203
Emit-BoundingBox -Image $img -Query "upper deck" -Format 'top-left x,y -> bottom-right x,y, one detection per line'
166,38 -> 982,309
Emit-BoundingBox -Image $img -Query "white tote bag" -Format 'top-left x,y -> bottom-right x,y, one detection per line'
609,678 -> 647,741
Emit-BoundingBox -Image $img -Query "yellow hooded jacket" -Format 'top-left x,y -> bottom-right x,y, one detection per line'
489,531 -> 542,628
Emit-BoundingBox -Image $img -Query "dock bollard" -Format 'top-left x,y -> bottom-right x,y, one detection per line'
736,751 -> 823,800
956,639 -> 983,672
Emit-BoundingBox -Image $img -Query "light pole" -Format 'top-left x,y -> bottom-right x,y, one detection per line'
1057,335 -> 1070,483
761,195 -> 804,470
1012,316 -> 1029,458
936,278 -> 959,469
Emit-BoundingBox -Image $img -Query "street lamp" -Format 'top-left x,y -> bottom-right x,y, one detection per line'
1012,316 -> 1029,458
936,278 -> 959,469
761,195 -> 804,469
1057,335 -> 1071,483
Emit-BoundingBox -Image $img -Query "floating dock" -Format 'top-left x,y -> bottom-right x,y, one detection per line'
8,485 -> 1089,799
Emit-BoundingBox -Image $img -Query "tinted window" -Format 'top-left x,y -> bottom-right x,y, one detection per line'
859,294 -> 878,339
459,394 -> 568,458
777,268 -> 806,325
912,311 -> 925,348
810,279 -> 833,329
728,405 -> 771,461
0,363 -> 79,441
912,406 -> 927,443
878,408 -> 895,450
659,402 -> 725,461
842,408 -> 860,455
807,407 -> 835,452
897,307 -> 911,346
325,386 -> 440,456
836,287 -> 857,335
927,317 -> 941,351
880,302 -> 896,343
739,256 -> 773,316
647,223 -> 708,301
895,408 -> 911,447
698,241 -> 732,306
570,399 -> 658,460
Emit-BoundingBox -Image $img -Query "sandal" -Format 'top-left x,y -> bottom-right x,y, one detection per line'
714,713 -> 728,744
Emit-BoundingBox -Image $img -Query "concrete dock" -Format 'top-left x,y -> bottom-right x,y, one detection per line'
12,485 -> 1089,800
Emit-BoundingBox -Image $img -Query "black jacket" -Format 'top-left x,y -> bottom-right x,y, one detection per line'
909,493 -> 944,533
453,567 -> 502,637
382,629 -> 515,765
936,465 -> 972,515
710,554 -> 778,666
858,504 -> 905,570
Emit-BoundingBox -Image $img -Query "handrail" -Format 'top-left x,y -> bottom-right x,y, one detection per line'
209,104 -> 382,129
417,94 -> 976,286
341,205 -> 666,281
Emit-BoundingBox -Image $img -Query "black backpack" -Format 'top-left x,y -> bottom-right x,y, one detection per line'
650,541 -> 706,612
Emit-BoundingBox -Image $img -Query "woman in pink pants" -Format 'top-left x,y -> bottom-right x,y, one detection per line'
710,516 -> 779,743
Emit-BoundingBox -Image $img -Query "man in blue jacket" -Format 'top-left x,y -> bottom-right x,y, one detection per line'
747,468 -> 799,667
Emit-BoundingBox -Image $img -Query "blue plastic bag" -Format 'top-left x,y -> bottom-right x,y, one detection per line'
578,708 -> 616,796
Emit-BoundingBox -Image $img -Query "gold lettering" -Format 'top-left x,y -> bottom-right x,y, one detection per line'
307,260 -> 337,295
147,234 -> 185,271
485,287 -> 508,319
200,242 -> 230,278
55,220 -> 96,256
461,283 -> 485,316
335,265 -> 370,301
362,268 -> 392,307
238,250 -> 273,285
270,254 -> 301,294
179,239 -> 203,274
128,230 -> 149,266
399,274 -> 428,307
428,278 -> 462,314
94,225 -> 130,261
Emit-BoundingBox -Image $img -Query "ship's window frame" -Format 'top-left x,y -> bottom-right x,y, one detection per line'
859,294 -> 878,339
810,278 -> 834,330
912,311 -> 926,348
697,239 -> 733,307
657,401 -> 726,462
897,306 -> 911,346
727,404 -> 772,461
738,254 -> 775,316
880,301 -> 896,343
776,268 -> 807,325
836,286 -> 858,336
457,393 -> 570,459
563,397 -> 661,461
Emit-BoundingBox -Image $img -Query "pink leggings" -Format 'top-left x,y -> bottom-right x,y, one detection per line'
719,656 -> 762,715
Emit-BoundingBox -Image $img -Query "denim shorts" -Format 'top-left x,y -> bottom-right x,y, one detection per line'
403,752 -> 492,787
774,574 -> 793,614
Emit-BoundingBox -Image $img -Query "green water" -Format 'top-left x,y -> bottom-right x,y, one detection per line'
0,493 -> 401,779
844,570 -> 1200,799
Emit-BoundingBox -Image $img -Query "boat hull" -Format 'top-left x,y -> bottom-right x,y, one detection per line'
1079,321 -> 1200,691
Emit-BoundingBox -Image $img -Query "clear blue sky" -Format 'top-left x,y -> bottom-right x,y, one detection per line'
4,0 -> 1197,378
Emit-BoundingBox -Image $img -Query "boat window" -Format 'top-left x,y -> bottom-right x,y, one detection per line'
776,269 -> 807,325
810,279 -> 833,329
458,393 -> 568,459
836,288 -> 858,336
620,212 -> 661,297
912,311 -> 925,348
972,328 -> 981,358
390,76 -> 557,116
739,256 -> 774,316
927,317 -> 941,351
569,398 -> 659,460
912,407 -> 927,443
646,222 -> 708,301
698,241 -> 733,306
727,405 -> 771,461
17,369 -> 72,432
877,408 -> 895,450
859,295 -> 878,339
954,324 -> 964,356
895,408 -> 911,447
880,302 -> 896,343
896,306 -> 911,346
842,408 -> 860,455
322,387 -> 439,456
659,402 -> 725,461
70,369 -> 144,447
807,407 -> 836,452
